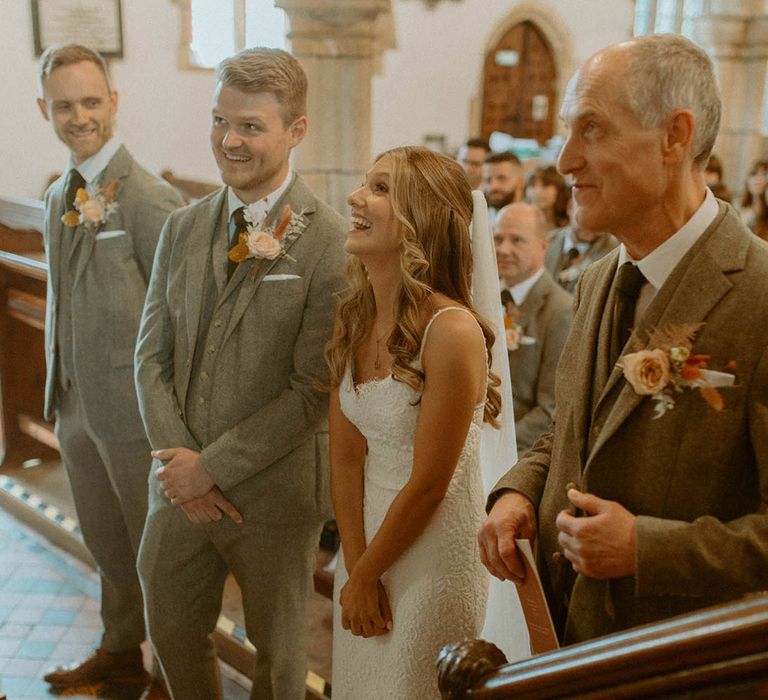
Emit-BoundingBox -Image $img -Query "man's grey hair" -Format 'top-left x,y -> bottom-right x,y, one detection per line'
625,33 -> 721,168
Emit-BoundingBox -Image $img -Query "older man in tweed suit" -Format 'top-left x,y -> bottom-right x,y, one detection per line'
479,34 -> 768,644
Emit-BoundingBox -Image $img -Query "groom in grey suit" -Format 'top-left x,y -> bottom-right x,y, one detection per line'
135,48 -> 347,699
36,45 -> 182,694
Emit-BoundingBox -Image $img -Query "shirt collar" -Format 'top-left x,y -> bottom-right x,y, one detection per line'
227,169 -> 293,223
617,187 -> 718,290
68,138 -> 122,184
507,267 -> 545,306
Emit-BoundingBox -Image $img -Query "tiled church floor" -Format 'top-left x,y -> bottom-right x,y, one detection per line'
0,507 -> 249,699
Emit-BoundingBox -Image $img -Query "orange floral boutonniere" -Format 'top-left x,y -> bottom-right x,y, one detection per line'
228,202 -> 306,266
61,179 -> 119,232
619,322 -> 736,419
502,300 -> 535,351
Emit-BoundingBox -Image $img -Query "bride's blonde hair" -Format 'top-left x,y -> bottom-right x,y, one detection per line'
325,146 -> 501,425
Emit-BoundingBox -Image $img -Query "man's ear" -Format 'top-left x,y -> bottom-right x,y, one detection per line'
37,97 -> 50,121
289,116 -> 308,147
663,109 -> 695,166
111,90 -> 119,115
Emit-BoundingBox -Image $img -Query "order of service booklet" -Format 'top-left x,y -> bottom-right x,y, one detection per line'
515,538 -> 560,654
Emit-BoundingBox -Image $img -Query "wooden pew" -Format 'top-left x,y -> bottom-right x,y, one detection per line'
0,196 -> 51,464
437,592 -> 768,698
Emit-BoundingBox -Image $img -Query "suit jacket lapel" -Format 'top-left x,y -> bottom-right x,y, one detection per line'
518,274 -> 547,335
220,174 -> 316,348
47,178 -> 67,300
184,189 -> 228,357
73,146 -> 134,285
588,204 -> 741,461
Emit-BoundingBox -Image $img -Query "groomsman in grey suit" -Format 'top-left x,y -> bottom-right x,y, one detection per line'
480,34 -> 768,643
494,203 -> 573,453
135,47 -> 347,699
35,44 -> 182,695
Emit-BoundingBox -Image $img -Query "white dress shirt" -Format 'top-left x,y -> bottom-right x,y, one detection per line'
504,267 -> 545,307
618,188 -> 718,320
68,138 -> 122,185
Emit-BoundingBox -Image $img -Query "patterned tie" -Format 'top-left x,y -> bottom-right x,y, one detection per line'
63,169 -> 86,225
228,207 -> 248,280
609,262 -> 646,368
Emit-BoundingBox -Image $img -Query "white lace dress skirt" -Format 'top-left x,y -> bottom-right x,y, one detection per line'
332,371 -> 489,700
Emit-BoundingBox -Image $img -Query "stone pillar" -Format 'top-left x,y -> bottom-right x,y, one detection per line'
277,0 -> 393,214
685,1 -> 768,198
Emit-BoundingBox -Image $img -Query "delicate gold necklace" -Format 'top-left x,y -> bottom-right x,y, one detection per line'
373,324 -> 394,370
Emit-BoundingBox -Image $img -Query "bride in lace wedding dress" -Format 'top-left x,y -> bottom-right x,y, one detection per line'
326,147 -> 504,699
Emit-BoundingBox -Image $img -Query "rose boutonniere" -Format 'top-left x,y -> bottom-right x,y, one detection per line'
61,180 -> 119,232
503,300 -> 535,351
228,202 -> 305,265
619,322 -> 736,419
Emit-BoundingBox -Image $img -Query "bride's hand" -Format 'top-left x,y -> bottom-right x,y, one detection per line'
340,573 -> 393,637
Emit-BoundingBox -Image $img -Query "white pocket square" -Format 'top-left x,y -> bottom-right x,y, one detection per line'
94,229 -> 127,241
263,274 -> 301,281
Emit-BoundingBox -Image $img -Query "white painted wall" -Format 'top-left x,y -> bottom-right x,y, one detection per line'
371,0 -> 635,156
2,0 -> 634,201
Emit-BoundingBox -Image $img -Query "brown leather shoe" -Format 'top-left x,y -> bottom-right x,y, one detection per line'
139,677 -> 171,700
43,647 -> 149,688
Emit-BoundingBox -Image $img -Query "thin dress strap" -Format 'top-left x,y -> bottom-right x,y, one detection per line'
418,306 -> 479,364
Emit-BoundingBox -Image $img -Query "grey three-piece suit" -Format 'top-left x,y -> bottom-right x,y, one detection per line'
43,145 -> 182,651
135,174 -> 347,699
506,270 -> 573,453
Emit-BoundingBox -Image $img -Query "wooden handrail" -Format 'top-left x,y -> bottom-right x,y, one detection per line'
437,592 -> 768,699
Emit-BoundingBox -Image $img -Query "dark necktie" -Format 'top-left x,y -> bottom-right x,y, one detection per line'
228,207 -> 248,280
63,169 -> 86,223
609,262 -> 646,368
500,288 -> 514,312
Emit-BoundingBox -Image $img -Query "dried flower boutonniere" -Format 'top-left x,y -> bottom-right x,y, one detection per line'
502,300 -> 535,351
228,202 -> 306,265
619,322 -> 736,419
61,180 -> 119,232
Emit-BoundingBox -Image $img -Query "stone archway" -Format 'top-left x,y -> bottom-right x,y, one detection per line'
472,3 -> 576,141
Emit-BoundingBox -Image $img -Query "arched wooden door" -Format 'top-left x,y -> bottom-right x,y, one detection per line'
481,21 -> 557,144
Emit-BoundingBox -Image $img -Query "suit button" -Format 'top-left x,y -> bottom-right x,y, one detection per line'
208,345 -> 216,354
185,359 -> 191,367
201,371 -> 209,381
552,551 -> 563,563
198,397 -> 205,405
592,422 -> 602,436
214,319 -> 223,328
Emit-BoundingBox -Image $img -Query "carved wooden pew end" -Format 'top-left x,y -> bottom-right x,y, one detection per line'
436,639 -> 508,699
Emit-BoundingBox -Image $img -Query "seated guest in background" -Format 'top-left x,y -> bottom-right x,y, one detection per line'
545,199 -> 618,294
525,164 -> 570,231
739,160 -> 768,240
480,33 -> 768,645
457,137 -> 491,190
328,147 -> 499,699
483,151 -> 525,221
495,203 -> 573,453
134,47 -> 347,699
36,44 -> 182,697
705,153 -> 731,203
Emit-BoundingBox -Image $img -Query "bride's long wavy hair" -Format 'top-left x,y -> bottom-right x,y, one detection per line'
325,146 -> 501,425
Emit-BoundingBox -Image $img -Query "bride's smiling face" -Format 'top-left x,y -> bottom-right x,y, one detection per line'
346,156 -> 402,259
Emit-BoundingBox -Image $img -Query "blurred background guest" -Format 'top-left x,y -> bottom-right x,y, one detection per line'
525,164 -> 570,231
483,151 -> 524,221
457,137 -> 491,190
545,199 -> 618,294
740,160 -> 768,239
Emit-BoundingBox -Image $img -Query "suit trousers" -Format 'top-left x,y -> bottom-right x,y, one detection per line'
138,493 -> 321,700
54,386 -> 152,651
